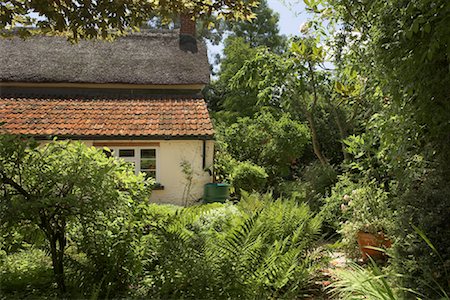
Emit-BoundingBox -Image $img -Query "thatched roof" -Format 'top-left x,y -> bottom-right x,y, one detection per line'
0,31 -> 210,85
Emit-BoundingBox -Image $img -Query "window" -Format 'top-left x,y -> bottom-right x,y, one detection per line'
110,147 -> 158,180
140,149 -> 156,179
119,149 -> 135,157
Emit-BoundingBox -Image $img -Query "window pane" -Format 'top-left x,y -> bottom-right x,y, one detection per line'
141,158 -> 156,170
141,149 -> 156,158
119,149 -> 135,157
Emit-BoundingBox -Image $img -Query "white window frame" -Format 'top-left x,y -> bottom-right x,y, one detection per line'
107,147 -> 160,182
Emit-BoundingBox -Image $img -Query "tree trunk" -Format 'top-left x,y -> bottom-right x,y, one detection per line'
307,61 -> 328,166
48,224 -> 67,294
306,111 -> 327,166
330,102 -> 350,161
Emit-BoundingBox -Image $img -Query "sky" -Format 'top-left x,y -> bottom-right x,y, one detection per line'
267,0 -> 310,36
208,0 -> 312,65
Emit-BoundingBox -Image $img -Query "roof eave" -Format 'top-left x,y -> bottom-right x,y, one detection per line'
26,134 -> 215,141
0,82 -> 207,90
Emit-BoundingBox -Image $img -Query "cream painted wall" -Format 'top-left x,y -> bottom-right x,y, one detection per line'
152,140 -> 214,205
89,139 -> 214,206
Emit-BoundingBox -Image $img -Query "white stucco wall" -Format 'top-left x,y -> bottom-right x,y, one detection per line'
152,140 -> 214,205
87,139 -> 214,206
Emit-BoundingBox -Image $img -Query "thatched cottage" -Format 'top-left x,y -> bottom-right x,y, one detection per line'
0,17 -> 215,205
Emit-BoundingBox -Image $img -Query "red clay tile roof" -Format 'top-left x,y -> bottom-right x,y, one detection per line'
0,97 -> 214,139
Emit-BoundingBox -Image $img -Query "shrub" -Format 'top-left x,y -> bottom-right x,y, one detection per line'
300,162 -> 337,211
232,161 -> 268,195
137,193 -> 322,299
66,202 -> 178,298
320,175 -> 361,231
321,176 -> 394,256
274,180 -> 307,203
390,167 -> 450,298
218,111 -> 310,180
0,138 -> 154,295
0,248 -> 54,295
302,162 -> 337,196
0,221 -> 45,255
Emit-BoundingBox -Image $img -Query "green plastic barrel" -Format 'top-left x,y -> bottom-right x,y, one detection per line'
203,183 -> 230,203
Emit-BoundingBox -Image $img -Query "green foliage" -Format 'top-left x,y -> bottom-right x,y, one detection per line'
206,36 -> 261,114
274,180 -> 307,204
225,0 -> 286,52
219,111 -> 310,180
0,248 -> 54,295
320,175 -> 360,230
65,203 -> 179,298
136,193 -> 322,299
321,176 -> 394,255
300,162 -> 337,210
206,0 -> 287,113
389,168 -> 450,297
227,39 -> 349,166
329,262 -> 400,300
231,161 -> 268,195
302,0 -> 450,295
0,221 -> 45,254
0,136 -> 153,293
0,0 -> 259,41
213,142 -> 237,184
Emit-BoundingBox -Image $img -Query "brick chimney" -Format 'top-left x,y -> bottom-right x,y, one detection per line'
179,14 -> 198,53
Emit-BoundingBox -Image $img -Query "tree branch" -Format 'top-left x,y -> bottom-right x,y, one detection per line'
0,170 -> 32,200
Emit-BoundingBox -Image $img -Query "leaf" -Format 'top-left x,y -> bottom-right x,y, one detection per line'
412,225 -> 439,258
411,19 -> 419,33
335,81 -> 344,93
423,22 -> 431,33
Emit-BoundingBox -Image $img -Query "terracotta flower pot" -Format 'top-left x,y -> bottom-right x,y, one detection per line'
357,231 -> 392,261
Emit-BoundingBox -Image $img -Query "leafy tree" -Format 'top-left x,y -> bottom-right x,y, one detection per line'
218,111 -> 310,180
205,0 -> 286,113
229,38 -> 346,166
306,0 -> 450,295
225,0 -> 286,53
0,0 -> 258,41
206,36 -> 260,114
0,137 -> 153,293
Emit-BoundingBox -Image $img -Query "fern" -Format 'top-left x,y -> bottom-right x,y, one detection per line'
139,193 -> 322,299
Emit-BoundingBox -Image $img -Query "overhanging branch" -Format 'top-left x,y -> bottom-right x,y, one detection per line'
0,170 -> 32,200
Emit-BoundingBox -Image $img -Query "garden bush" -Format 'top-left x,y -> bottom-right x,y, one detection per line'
136,193 -> 322,299
389,167 -> 450,298
0,137 -> 154,296
321,176 -> 394,256
319,175 -> 361,231
231,161 -> 268,195
273,180 -> 307,203
218,111 -> 310,180
300,162 -> 337,212
65,202 -> 179,298
0,248 -> 55,296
